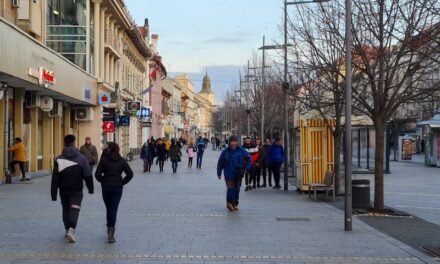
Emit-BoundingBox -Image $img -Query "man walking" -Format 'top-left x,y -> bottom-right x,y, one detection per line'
8,137 -> 27,181
268,138 -> 284,189
80,136 -> 98,172
196,136 -> 206,169
217,136 -> 251,211
259,139 -> 272,187
51,135 -> 94,243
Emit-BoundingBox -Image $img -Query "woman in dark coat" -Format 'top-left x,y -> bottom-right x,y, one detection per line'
169,139 -> 182,173
155,138 -> 167,173
95,142 -> 133,243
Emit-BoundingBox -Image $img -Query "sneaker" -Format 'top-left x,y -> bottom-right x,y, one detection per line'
249,185 -> 253,190
19,178 -> 25,182
65,228 -> 76,243
226,203 -> 235,211
252,185 -> 256,189
25,178 -> 31,181
245,186 -> 249,191
261,184 -> 267,188
233,205 -> 239,211
257,184 -> 261,188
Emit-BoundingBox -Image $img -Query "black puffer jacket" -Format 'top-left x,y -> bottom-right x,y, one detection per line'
95,151 -> 134,187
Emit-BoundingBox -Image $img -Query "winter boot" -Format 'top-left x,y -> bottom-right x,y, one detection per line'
107,227 -> 115,243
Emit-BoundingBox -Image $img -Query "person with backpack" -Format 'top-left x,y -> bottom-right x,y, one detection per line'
268,138 -> 284,190
196,136 -> 206,169
51,135 -> 94,243
169,139 -> 182,173
217,135 -> 251,211
186,138 -> 196,168
95,142 -> 133,243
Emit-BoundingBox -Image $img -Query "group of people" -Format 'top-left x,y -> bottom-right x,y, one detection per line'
210,136 -> 222,150
217,136 -> 285,211
140,136 -> 208,174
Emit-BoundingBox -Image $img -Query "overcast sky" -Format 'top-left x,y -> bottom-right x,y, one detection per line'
124,0 -> 284,102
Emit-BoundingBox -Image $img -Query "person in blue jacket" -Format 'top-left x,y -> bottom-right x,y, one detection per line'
217,135 -> 251,211
196,136 -> 206,169
268,138 -> 284,189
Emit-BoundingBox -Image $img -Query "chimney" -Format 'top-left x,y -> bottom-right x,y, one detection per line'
151,34 -> 159,52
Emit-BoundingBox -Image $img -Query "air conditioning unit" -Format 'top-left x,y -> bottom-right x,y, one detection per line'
49,101 -> 63,117
75,107 -> 94,121
25,92 -> 40,108
12,0 -> 20,7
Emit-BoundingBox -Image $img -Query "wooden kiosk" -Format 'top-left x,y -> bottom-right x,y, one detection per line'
294,112 -> 335,191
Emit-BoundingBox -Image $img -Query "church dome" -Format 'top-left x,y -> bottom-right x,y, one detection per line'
201,73 -> 213,94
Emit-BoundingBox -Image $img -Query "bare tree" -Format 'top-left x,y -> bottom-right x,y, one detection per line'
350,0 -> 440,211
286,1 -> 346,194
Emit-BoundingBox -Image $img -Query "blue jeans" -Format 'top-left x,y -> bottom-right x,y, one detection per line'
196,151 -> 204,168
102,186 -> 123,227
171,160 -> 178,173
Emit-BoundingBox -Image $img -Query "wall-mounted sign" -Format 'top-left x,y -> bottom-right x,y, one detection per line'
98,92 -> 112,105
28,67 -> 56,88
139,106 -> 152,118
40,96 -> 54,112
103,107 -> 116,122
126,101 -> 141,112
119,115 -> 130,126
103,121 -> 115,133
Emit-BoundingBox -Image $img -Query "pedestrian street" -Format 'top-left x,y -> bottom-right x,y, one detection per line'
0,149 -> 434,264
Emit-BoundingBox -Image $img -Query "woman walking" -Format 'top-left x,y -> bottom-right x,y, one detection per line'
186,139 -> 196,168
95,142 -> 133,243
156,138 -> 167,173
169,139 -> 182,173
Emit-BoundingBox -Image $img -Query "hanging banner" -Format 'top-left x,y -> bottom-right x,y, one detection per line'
103,121 -> 115,133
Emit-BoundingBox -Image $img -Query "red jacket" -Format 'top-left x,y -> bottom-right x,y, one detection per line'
242,143 -> 260,166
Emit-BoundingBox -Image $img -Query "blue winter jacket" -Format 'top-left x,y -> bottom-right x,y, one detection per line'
217,147 -> 251,181
268,144 -> 284,164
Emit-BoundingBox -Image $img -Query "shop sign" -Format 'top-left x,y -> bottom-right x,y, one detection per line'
142,122 -> 152,128
28,67 -> 56,87
98,92 -> 112,105
119,115 -> 130,126
103,107 -> 116,122
126,101 -> 141,112
103,121 -> 115,133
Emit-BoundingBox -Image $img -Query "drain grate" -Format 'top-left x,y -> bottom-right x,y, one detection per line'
421,247 -> 440,258
276,217 -> 311,222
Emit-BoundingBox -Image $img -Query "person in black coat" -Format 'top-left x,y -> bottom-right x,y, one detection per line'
155,138 -> 167,172
95,142 -> 133,243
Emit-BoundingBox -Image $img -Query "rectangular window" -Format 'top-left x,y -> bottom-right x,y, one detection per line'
46,0 -> 88,70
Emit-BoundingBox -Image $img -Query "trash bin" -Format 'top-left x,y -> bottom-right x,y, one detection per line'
352,179 -> 370,209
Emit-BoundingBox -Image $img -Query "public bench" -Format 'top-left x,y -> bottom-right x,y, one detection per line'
308,171 -> 335,201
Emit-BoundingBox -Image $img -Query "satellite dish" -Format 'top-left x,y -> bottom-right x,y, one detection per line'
40,96 -> 54,112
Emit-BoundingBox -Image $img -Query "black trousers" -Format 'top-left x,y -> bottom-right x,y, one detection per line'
102,186 -> 123,228
262,165 -> 272,185
226,177 -> 242,206
10,161 -> 25,179
271,163 -> 282,187
188,157 -> 193,167
171,160 -> 178,172
159,159 -> 165,172
60,191 -> 83,230
254,166 -> 261,185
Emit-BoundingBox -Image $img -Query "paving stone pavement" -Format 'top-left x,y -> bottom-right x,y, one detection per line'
0,148 -> 437,264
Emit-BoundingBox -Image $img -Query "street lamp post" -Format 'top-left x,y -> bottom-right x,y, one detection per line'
261,35 -> 266,142
344,0 -> 353,232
